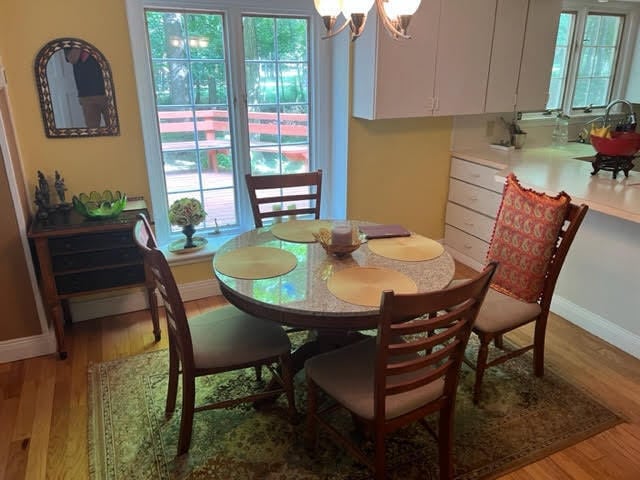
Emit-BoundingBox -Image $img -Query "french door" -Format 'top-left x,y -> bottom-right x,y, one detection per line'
143,7 -> 312,237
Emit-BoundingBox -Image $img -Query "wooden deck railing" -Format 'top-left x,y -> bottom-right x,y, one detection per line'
157,109 -> 309,171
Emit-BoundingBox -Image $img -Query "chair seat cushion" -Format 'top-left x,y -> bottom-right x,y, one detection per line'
449,281 -> 541,333
305,337 -> 444,421
189,305 -> 291,369
486,173 -> 570,302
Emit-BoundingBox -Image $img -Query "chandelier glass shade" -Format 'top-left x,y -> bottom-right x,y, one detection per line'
314,0 -> 422,40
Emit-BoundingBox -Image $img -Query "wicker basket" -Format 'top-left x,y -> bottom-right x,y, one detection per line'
313,227 -> 362,258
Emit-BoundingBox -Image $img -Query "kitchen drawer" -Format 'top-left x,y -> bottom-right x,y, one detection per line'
444,225 -> 490,264
49,230 -> 135,255
51,246 -> 142,273
450,157 -> 503,193
448,178 -> 502,217
55,264 -> 146,295
445,202 -> 496,242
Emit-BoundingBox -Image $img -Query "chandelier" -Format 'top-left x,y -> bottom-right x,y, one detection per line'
314,0 -> 422,40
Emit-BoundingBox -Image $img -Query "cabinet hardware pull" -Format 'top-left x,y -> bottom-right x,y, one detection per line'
463,244 -> 472,249
468,196 -> 478,201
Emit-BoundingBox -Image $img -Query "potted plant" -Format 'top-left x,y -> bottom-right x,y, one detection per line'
168,198 -> 207,248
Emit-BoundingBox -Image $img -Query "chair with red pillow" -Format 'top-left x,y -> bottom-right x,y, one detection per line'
466,174 -> 588,404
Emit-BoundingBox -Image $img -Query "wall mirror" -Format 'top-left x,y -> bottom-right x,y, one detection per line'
34,37 -> 119,138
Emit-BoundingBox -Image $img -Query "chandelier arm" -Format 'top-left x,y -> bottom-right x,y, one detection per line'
375,0 -> 411,40
321,18 -> 352,40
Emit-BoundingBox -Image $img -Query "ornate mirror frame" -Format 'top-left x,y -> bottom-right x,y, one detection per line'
34,37 -> 120,138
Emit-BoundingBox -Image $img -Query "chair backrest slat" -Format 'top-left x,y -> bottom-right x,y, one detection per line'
245,170 -> 323,227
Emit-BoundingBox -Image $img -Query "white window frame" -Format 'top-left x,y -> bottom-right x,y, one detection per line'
125,0 -> 345,246
526,0 -> 640,121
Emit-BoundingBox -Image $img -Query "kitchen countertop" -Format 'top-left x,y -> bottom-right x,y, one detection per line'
450,143 -> 640,223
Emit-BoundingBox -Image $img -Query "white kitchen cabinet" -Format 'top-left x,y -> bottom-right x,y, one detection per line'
444,157 -> 503,269
485,0 -> 561,113
433,0 -> 496,116
352,0 -> 440,119
516,0 -> 562,112
485,0 -> 529,113
352,0 -> 495,119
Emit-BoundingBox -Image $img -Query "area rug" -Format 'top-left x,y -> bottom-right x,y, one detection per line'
88,335 -> 622,480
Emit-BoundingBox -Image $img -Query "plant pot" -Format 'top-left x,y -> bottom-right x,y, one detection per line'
182,224 -> 196,248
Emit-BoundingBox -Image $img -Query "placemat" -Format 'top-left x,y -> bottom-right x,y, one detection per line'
214,246 -> 297,279
368,234 -> 444,262
270,219 -> 332,243
327,266 -> 418,307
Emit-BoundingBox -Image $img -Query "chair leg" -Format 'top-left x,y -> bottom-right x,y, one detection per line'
494,334 -> 503,349
177,375 -> 196,455
373,430 -> 386,480
533,316 -> 547,377
254,365 -> 262,382
473,334 -> 491,405
280,354 -> 297,422
438,405 -> 454,480
305,376 -> 318,451
165,343 -> 179,415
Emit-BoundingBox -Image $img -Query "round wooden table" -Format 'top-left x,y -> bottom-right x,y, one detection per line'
213,221 -> 455,371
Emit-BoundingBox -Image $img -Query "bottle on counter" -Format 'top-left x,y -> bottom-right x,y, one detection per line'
552,113 -> 569,146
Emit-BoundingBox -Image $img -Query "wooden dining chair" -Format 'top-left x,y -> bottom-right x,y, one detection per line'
133,213 -> 161,341
133,214 -> 297,455
459,175 -> 589,404
245,169 -> 322,227
305,263 -> 497,480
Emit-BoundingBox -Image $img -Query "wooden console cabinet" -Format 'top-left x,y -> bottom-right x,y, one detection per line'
28,205 -> 159,359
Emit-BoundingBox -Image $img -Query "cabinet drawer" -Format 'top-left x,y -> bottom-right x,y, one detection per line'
450,157 -> 503,193
445,202 -> 496,242
448,178 -> 502,217
444,225 -> 490,264
49,230 -> 134,254
56,264 -> 145,295
52,246 -> 142,273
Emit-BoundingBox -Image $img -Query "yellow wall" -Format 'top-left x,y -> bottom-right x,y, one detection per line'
0,1 -> 454,340
347,116 -> 452,239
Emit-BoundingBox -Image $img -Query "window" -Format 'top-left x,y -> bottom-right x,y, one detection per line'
125,0 -> 338,245
547,8 -> 625,113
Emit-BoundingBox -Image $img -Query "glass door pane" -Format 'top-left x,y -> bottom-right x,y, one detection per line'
242,16 -> 310,176
146,10 -> 238,230
547,12 -> 575,111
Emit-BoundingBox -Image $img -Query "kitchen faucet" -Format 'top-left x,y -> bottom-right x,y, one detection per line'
604,99 -> 636,131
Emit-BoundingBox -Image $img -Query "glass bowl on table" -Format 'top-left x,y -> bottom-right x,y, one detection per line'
72,190 -> 127,219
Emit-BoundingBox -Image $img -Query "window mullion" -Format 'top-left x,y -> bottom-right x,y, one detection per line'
564,8 -> 586,114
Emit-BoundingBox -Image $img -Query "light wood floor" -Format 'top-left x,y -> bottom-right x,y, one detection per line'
1,263 -> 639,479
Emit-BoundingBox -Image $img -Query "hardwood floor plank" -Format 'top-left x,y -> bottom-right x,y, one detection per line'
0,397 -> 19,480
23,357 -> 56,479
2,440 -> 29,480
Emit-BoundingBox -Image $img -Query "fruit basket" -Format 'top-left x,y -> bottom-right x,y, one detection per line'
72,190 -> 127,219
591,131 -> 640,157
313,227 -> 362,258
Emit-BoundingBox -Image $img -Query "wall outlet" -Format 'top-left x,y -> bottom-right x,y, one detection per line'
486,120 -> 495,137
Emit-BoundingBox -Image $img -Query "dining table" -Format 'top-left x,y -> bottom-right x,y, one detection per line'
212,220 -> 456,372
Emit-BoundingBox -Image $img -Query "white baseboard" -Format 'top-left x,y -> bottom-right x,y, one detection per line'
0,330 -> 57,363
69,279 -> 222,322
551,295 -> 640,359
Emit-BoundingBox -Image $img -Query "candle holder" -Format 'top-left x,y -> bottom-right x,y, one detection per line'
313,227 -> 362,258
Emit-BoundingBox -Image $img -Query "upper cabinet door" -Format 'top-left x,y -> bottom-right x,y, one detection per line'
352,0 -> 441,119
516,0 -> 562,112
434,0 -> 496,116
485,0 -> 529,113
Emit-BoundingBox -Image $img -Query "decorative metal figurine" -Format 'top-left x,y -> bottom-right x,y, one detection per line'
55,170 -> 72,210
34,170 -> 51,219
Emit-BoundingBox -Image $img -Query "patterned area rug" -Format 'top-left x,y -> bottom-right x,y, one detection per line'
88,335 -> 622,480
